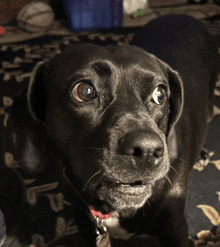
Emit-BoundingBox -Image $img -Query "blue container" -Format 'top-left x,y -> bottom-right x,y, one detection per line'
63,0 -> 123,31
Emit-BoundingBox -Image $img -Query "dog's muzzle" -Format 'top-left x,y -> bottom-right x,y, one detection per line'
92,128 -> 169,216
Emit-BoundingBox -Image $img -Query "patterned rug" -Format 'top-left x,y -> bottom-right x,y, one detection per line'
1,19 -> 220,247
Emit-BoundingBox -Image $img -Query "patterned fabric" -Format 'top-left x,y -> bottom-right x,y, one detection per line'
0,26 -> 220,247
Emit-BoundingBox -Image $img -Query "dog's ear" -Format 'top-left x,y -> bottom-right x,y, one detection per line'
27,61 -> 49,122
166,66 -> 184,136
155,58 -> 184,136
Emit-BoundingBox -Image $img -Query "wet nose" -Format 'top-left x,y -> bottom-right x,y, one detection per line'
118,131 -> 164,169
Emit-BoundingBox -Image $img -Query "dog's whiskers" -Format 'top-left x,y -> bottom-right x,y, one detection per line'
142,200 -> 150,217
133,207 -> 138,217
176,157 -> 190,166
168,154 -> 190,166
165,174 -> 172,185
97,174 -> 105,185
163,163 -> 179,177
145,200 -> 150,206
83,170 -> 102,192
169,165 -> 178,175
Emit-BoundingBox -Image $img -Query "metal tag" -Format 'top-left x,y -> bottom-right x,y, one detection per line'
95,217 -> 111,247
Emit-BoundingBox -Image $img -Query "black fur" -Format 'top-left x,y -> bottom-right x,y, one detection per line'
8,15 -> 219,247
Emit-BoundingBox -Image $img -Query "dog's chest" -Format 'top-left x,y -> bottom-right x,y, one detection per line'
102,214 -> 134,240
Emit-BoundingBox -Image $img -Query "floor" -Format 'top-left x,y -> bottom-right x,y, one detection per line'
0,3 -> 220,44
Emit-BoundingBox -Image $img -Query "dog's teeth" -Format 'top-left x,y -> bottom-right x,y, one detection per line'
121,184 -> 130,187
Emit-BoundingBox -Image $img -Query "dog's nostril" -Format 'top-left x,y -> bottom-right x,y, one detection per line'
119,132 -> 164,165
154,148 -> 164,158
133,146 -> 164,159
133,147 -> 142,157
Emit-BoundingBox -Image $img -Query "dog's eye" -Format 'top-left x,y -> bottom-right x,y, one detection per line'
71,82 -> 96,102
152,86 -> 167,105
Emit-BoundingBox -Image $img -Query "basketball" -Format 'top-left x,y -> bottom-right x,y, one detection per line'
17,2 -> 55,33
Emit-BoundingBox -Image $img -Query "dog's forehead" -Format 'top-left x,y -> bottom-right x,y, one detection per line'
106,45 -> 156,66
51,44 -> 161,74
60,43 -> 155,61
47,44 -> 166,93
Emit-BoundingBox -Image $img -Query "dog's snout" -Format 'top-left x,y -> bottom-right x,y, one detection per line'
118,132 -> 164,168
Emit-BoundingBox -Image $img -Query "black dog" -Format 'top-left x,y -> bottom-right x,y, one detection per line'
8,15 -> 219,247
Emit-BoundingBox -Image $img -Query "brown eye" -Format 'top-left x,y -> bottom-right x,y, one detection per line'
152,86 -> 167,105
71,82 -> 96,102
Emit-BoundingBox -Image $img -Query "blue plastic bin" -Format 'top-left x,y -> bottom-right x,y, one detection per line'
63,0 -> 123,31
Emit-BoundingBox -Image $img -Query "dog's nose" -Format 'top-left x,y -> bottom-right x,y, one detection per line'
118,131 -> 164,168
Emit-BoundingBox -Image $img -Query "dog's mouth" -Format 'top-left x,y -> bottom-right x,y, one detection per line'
99,179 -> 153,195
88,181 -> 153,219
88,179 -> 153,218
64,167 -> 153,218
114,182 -> 152,195
64,167 -> 156,218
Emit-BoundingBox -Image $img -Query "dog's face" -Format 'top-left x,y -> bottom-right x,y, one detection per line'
28,44 -> 183,218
